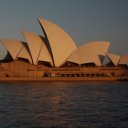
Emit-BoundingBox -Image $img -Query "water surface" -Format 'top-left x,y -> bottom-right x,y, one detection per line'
0,81 -> 128,128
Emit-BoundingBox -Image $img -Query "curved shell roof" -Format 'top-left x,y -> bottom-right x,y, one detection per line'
106,52 -> 120,66
0,39 -> 32,63
38,43 -> 53,66
1,39 -> 22,60
18,46 -> 32,64
118,55 -> 128,65
22,32 -> 53,65
67,41 -> 110,66
38,18 -> 77,67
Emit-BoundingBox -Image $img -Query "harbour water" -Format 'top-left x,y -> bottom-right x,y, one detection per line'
0,81 -> 128,128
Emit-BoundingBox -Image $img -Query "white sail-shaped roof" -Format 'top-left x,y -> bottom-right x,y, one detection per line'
0,39 -> 32,63
67,41 -> 110,66
106,52 -> 120,66
17,46 -> 32,64
118,55 -> 128,65
1,39 -> 22,60
38,18 -> 77,67
38,44 -> 53,66
22,32 -> 53,65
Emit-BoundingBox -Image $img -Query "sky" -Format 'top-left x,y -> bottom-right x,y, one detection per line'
0,0 -> 128,58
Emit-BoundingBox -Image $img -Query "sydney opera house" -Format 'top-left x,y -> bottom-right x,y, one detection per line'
0,18 -> 128,81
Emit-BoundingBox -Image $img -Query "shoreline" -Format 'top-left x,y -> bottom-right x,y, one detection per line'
0,76 -> 127,82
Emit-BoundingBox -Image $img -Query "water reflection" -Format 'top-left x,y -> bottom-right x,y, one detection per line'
0,81 -> 128,127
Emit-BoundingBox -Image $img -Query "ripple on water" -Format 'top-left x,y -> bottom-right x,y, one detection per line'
0,81 -> 128,128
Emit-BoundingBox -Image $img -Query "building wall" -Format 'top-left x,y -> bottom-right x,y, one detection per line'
1,60 -> 45,77
50,67 -> 127,77
0,61 -> 128,78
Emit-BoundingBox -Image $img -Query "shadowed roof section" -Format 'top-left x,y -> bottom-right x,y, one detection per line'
67,41 -> 110,66
106,52 -> 120,66
0,39 -> 32,64
22,32 -> 53,66
38,18 -> 77,67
